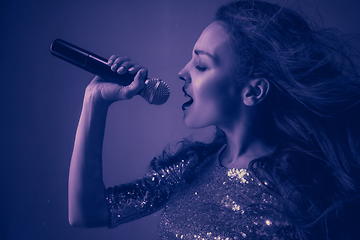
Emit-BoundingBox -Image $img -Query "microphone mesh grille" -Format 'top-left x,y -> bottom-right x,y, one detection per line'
140,78 -> 170,105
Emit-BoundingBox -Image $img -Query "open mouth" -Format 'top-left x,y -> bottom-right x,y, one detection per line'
182,87 -> 193,110
182,98 -> 193,110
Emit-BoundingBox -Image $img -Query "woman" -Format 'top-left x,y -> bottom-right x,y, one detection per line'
68,1 -> 360,239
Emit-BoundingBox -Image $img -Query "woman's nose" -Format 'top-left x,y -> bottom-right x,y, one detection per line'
178,63 -> 191,83
178,71 -> 186,81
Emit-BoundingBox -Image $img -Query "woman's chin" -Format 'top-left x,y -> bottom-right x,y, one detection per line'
183,116 -> 196,129
183,116 -> 207,129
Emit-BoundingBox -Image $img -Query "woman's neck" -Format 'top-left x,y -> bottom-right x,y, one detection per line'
219,120 -> 275,169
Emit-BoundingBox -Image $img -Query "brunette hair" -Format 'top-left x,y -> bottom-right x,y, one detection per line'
214,1 -> 360,239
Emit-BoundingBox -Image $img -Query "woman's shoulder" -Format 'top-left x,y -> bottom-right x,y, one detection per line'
150,136 -> 226,183
150,149 -> 218,186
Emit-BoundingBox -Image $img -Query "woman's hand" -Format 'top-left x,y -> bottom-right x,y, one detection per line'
85,55 -> 148,105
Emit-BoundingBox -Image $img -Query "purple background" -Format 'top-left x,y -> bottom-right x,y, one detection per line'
1,0 -> 359,239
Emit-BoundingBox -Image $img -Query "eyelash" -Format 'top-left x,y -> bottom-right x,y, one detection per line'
196,65 -> 207,72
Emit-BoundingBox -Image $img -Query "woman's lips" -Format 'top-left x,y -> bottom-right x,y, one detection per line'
182,98 -> 193,110
182,86 -> 193,110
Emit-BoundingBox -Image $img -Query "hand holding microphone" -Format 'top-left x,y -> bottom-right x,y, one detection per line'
87,57 -> 149,104
50,39 -> 170,105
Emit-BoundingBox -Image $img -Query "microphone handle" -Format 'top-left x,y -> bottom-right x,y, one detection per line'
50,38 -> 134,85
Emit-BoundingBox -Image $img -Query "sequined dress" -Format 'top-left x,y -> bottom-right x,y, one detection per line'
105,149 -> 297,239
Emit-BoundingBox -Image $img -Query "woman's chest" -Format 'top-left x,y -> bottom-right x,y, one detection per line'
159,162 -> 282,239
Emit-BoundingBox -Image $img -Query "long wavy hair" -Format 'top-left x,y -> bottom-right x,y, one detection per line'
153,1 -> 360,239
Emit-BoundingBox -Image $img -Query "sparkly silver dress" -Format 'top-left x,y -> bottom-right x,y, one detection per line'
105,149 -> 297,239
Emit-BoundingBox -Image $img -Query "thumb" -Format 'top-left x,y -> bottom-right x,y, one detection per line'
120,69 -> 147,99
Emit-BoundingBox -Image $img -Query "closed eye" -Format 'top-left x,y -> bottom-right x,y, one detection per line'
196,66 -> 207,72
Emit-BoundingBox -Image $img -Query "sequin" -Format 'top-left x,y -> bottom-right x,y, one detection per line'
105,149 -> 298,239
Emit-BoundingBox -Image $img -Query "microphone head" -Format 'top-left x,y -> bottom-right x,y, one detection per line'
140,78 -> 170,105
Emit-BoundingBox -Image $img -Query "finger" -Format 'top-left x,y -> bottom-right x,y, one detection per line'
107,55 -> 118,65
128,64 -> 141,74
110,57 -> 130,71
116,61 -> 135,74
121,69 -> 147,99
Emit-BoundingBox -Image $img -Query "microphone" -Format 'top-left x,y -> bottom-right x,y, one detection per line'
50,39 -> 170,105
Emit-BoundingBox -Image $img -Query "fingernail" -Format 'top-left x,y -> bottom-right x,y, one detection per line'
117,66 -> 124,73
128,67 -> 135,72
141,69 -> 146,78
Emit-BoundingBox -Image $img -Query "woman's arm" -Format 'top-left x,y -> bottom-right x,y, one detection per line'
68,56 -> 147,228
68,90 -> 109,227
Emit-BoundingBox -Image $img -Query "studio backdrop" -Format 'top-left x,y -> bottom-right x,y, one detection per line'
0,0 -> 359,239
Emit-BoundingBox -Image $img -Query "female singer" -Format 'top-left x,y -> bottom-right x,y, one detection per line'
68,1 -> 360,239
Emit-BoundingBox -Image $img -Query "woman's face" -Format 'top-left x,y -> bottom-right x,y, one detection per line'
179,21 -> 243,129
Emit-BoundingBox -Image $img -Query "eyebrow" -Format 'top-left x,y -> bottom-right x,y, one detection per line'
194,49 -> 216,60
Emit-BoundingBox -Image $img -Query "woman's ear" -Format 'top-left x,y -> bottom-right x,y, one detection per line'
242,78 -> 270,106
